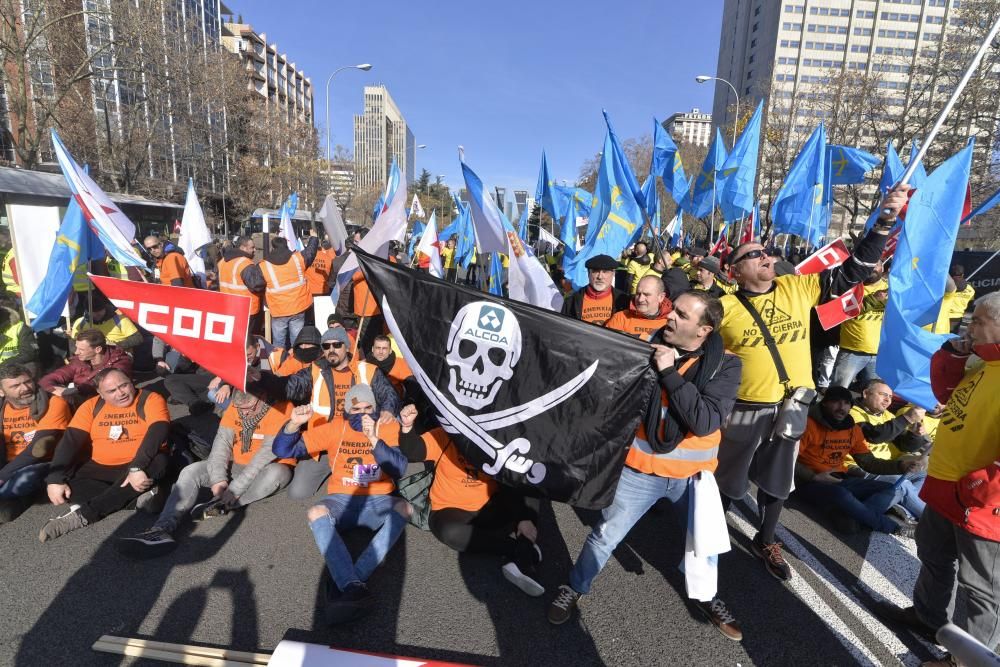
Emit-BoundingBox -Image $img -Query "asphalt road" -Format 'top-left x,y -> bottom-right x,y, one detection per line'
0,404 -> 948,667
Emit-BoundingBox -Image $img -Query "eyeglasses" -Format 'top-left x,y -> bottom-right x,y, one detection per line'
144,242 -> 162,250
321,341 -> 345,350
731,249 -> 765,264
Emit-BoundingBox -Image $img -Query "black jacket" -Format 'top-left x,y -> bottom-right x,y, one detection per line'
243,237 -> 318,292
561,287 -> 631,321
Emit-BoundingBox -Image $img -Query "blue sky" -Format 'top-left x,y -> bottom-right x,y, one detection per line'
232,1 -> 724,195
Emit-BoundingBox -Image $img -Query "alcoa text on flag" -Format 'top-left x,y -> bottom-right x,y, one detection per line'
90,274 -> 251,391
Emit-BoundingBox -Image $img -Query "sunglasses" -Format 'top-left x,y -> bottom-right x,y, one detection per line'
144,242 -> 162,250
321,341 -> 345,350
731,249 -> 766,264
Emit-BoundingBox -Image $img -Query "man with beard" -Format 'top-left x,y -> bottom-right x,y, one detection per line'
712,185 -> 906,582
281,327 -> 400,500
143,235 -> 196,288
273,385 -> 409,624
560,254 -> 630,326
605,275 -> 673,340
0,363 -> 72,521
548,292 -> 744,640
217,235 -> 264,336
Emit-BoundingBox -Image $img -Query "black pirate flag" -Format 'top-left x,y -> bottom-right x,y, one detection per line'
356,250 -> 657,509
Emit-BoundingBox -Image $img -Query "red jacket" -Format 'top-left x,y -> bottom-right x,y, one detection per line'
921,341 -> 1000,542
39,346 -> 134,398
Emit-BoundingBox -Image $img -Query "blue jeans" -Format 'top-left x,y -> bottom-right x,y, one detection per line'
308,493 -> 407,591
570,467 -> 689,595
271,311 -> 305,351
861,471 -> 927,519
831,349 -> 878,390
798,476 -> 903,532
0,462 -> 48,499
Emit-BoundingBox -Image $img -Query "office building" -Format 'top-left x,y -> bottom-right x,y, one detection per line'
663,108 -> 713,147
353,85 -> 415,189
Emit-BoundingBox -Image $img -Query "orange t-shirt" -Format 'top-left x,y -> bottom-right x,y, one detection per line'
302,417 -> 400,496
581,291 -> 615,325
219,400 -> 297,466
423,428 -> 497,512
2,396 -> 72,461
605,310 -> 668,340
69,390 -> 170,466
306,248 -> 336,295
157,252 -> 195,287
797,417 -> 871,474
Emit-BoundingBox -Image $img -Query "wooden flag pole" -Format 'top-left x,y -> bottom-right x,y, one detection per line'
881,16 -> 1000,215
92,634 -> 269,666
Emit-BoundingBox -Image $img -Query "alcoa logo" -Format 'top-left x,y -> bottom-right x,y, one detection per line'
110,299 -> 235,343
478,306 -> 504,332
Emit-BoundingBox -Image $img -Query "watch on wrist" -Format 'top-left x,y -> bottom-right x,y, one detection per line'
129,466 -> 142,473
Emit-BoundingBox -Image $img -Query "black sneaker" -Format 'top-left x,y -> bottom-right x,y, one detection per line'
0,496 -> 31,524
324,582 -> 373,626
191,498 -> 227,522
892,522 -> 917,540
751,533 -> 792,582
39,505 -> 88,543
117,527 -> 177,559
134,485 -> 167,514
547,585 -> 581,625
502,536 -> 545,597
696,598 -> 744,641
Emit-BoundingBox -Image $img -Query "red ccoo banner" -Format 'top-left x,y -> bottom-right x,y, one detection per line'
89,274 -> 250,391
795,238 -> 850,275
815,282 -> 865,331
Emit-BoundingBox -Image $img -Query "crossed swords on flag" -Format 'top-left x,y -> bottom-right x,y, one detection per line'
381,296 -> 598,484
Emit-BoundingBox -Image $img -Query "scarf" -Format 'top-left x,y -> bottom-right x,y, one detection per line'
238,401 -> 270,454
584,285 -> 613,300
371,351 -> 396,377
643,331 -> 725,454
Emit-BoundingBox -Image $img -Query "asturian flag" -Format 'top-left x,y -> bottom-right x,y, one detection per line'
356,250 -> 657,508
416,210 -> 444,278
177,178 -> 212,284
50,129 -> 147,270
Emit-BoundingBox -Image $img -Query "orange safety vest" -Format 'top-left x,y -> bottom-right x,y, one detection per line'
261,252 -> 311,317
309,360 -> 378,426
218,256 -> 262,315
267,348 -> 310,377
624,358 -> 721,479
351,271 -> 379,317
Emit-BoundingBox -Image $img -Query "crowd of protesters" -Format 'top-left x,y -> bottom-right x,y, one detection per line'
0,183 -> 996,666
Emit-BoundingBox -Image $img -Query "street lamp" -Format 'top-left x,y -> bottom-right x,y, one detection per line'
696,75 -> 740,147
325,63 -> 372,161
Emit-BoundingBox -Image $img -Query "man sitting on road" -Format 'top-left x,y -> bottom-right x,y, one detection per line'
265,326 -> 323,377
117,389 -> 296,557
272,385 -> 409,624
397,403 -> 545,597
39,369 -> 170,542
39,329 -> 133,402
604,275 -> 672,340
0,363 -> 72,521
793,386 -> 922,537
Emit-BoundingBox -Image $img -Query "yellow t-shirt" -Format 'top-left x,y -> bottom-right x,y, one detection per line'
719,273 -> 821,403
441,246 -> 456,270
70,311 -> 140,347
847,404 -> 899,462
928,360 -> 1000,482
948,284 -> 975,319
839,281 -> 887,355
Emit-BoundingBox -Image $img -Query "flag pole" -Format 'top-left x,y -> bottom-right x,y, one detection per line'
882,16 -> 1000,215
965,248 -> 1000,281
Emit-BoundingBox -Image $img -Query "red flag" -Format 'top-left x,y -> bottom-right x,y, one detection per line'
795,239 -> 850,275
708,233 -> 731,261
880,228 -> 901,262
962,183 -> 973,226
815,283 -> 865,330
172,219 -> 181,234
739,209 -> 755,245
89,274 -> 251,390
